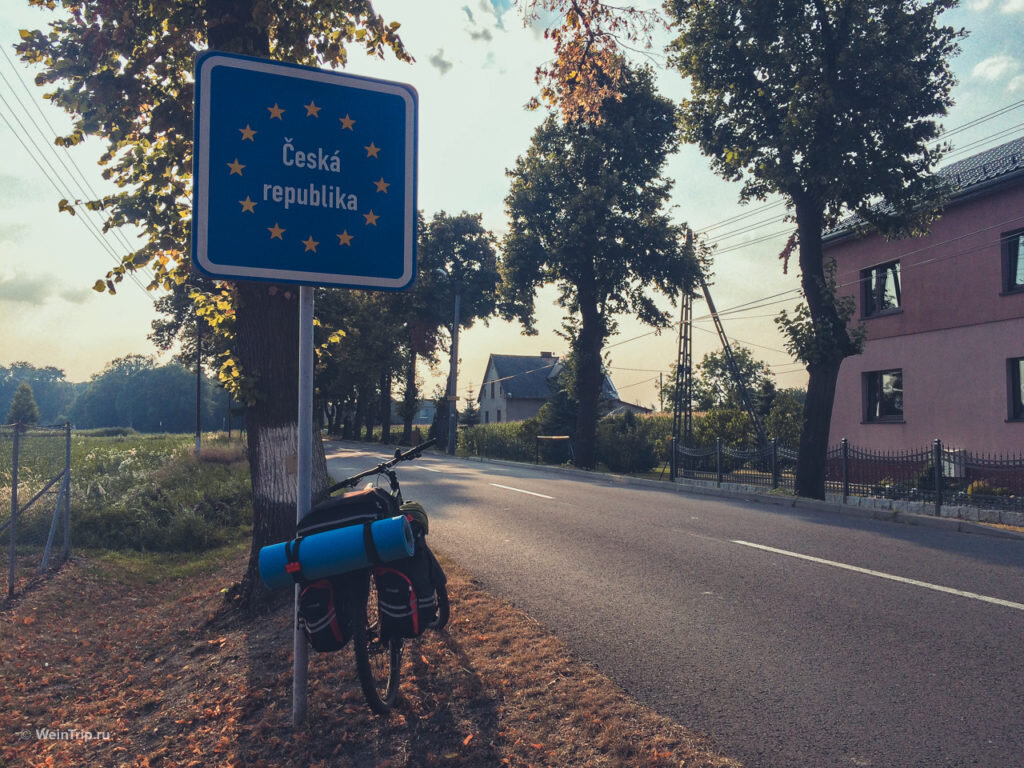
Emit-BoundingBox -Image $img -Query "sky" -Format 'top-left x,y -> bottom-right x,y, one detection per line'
1,0 -> 1023,410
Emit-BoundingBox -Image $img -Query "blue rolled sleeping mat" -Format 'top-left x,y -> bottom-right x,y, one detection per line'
259,514 -> 414,590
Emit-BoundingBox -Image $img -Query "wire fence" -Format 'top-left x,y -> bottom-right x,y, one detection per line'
1,424 -> 71,600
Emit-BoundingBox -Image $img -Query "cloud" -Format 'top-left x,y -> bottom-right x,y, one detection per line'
469,28 -> 493,42
0,272 -> 89,305
1010,74 -> 1024,92
57,286 -> 91,304
0,273 -> 52,304
429,49 -> 454,76
967,0 -> 994,9
1001,0 -> 1024,11
972,55 -> 1019,81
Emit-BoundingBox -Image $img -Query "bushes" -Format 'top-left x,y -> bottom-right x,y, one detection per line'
60,434 -> 252,553
967,479 -> 1011,498
459,419 -> 541,463
76,427 -> 138,438
459,412 -> 673,474
595,412 -> 668,474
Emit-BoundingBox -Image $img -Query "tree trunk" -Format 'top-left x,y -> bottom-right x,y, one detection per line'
401,349 -> 417,444
380,369 -> 392,444
792,196 -> 857,500
572,273 -> 605,469
231,283 -> 329,613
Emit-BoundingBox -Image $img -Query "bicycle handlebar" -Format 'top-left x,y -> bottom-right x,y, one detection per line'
327,438 -> 437,494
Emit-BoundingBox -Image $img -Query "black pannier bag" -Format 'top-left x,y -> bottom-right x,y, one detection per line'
298,576 -> 352,652
291,487 -> 398,652
375,503 -> 449,640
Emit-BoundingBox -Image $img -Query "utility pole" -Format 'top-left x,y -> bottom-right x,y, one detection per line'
672,230 -> 694,449
195,309 -> 202,457
446,289 -> 461,455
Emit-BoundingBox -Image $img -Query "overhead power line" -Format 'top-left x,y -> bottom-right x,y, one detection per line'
0,52 -> 156,302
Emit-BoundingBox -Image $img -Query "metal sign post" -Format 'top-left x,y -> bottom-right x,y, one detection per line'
292,285 -> 314,726
192,51 -> 418,728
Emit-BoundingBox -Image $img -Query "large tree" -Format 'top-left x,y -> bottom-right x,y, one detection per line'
419,211 -> 500,452
17,0 -> 411,610
660,346 -> 775,415
502,65 -> 699,469
665,0 -> 964,498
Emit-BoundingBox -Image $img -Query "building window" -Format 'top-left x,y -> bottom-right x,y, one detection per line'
865,369 -> 904,422
862,261 -> 902,316
496,410 -> 502,423
1010,358 -> 1024,421
490,381 -> 495,398
484,411 -> 489,424
1003,230 -> 1024,294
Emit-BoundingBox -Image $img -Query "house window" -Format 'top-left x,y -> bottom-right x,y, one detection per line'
485,411 -> 489,424
862,261 -> 902,316
865,369 -> 904,422
490,381 -> 495,398
1010,358 -> 1024,421
496,410 -> 502,423
1003,230 -> 1024,294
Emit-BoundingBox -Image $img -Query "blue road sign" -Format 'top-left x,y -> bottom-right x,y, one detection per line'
192,52 -> 417,289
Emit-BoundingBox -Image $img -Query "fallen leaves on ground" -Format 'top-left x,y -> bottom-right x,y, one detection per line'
0,549 -> 740,767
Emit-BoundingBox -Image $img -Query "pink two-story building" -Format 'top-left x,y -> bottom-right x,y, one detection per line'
826,136 -> 1024,453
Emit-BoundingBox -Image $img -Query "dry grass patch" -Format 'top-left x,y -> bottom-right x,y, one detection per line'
1,547 -> 739,768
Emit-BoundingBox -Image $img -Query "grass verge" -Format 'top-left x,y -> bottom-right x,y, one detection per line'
1,546 -> 739,768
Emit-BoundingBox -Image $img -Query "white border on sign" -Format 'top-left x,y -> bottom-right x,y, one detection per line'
194,53 -> 417,289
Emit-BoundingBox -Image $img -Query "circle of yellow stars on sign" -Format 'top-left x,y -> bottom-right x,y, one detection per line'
225,99 -> 393,255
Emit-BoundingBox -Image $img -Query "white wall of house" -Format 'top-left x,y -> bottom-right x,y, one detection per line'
478,360 -> 505,424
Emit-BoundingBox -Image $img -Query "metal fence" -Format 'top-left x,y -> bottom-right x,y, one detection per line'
828,438 -> 1024,515
673,438 -> 799,492
672,437 -> 1024,519
1,424 -> 71,599
459,422 -> 1023,522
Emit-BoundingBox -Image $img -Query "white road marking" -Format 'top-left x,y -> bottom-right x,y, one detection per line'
732,539 -> 1024,612
489,483 -> 554,500
412,465 -> 441,472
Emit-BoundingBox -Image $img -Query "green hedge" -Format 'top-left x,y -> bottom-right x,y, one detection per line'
458,412 -> 676,474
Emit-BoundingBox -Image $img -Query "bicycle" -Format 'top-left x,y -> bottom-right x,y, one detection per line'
320,438 -> 449,714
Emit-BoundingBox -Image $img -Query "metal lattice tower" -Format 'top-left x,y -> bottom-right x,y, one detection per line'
671,291 -> 693,447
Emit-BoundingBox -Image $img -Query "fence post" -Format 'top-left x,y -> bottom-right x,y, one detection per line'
770,438 -> 779,490
841,438 -> 849,505
63,423 -> 71,560
716,437 -> 723,487
669,436 -> 677,481
8,425 -> 19,598
933,438 -> 943,517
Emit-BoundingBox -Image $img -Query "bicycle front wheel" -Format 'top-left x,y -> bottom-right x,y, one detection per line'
350,571 -> 402,715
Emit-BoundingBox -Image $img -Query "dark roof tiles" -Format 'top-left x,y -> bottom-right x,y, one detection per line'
939,136 -> 1024,192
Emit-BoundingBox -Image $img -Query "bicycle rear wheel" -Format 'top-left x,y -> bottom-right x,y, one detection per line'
349,570 -> 402,714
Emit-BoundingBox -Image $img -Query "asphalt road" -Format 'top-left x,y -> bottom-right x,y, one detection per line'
326,445 -> 1024,768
